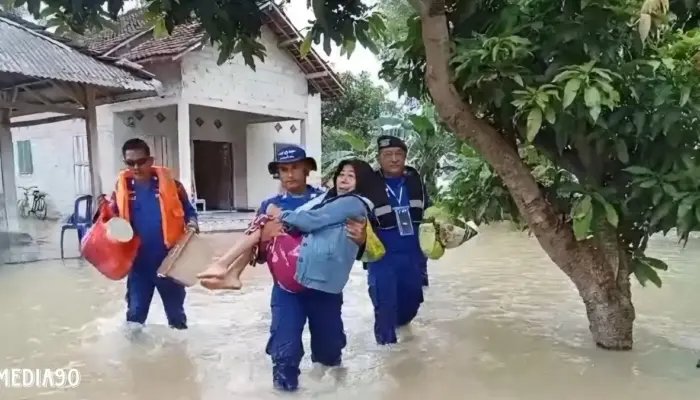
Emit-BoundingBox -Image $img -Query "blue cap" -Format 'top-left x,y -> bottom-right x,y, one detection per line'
267,145 -> 318,175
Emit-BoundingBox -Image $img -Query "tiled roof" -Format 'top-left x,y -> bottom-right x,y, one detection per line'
122,23 -> 203,61
0,12 -> 158,92
82,9 -> 148,54
82,3 -> 344,99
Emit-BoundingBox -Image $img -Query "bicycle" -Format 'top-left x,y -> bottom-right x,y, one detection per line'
17,186 -> 48,220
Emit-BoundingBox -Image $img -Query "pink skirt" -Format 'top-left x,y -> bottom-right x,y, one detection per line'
248,215 -> 305,293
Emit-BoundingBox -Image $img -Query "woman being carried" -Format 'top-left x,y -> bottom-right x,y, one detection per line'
197,159 -> 387,294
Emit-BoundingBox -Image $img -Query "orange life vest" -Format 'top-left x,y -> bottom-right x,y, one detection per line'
115,166 -> 186,249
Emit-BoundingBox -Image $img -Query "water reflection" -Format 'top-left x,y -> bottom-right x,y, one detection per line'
0,225 -> 698,399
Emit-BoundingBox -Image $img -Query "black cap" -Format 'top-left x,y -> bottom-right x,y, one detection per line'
377,135 -> 407,152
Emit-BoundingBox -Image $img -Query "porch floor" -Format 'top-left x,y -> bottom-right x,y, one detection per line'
198,211 -> 256,233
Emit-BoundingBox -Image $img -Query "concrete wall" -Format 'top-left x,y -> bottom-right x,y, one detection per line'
245,94 -> 323,208
11,118 -> 86,218
246,120 -> 300,208
180,28 -> 310,120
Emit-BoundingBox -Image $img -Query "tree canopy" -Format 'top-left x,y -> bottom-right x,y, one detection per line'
382,0 -> 700,287
322,71 -> 396,136
13,0 -> 385,68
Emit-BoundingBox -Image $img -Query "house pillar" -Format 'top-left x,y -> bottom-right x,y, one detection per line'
303,93 -> 322,186
82,85 -> 103,201
177,101 -> 193,198
299,119 -> 307,148
0,109 -> 18,231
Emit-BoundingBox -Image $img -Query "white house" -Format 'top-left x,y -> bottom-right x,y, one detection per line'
10,3 -> 343,218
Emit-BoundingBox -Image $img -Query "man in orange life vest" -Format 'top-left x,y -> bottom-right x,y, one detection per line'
103,138 -> 198,329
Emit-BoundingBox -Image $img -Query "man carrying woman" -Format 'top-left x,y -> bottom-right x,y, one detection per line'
199,145 -> 370,392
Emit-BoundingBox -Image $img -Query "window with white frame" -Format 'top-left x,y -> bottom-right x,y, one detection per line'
73,135 -> 90,195
16,140 -> 33,175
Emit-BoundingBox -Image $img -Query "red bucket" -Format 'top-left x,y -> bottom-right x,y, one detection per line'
80,201 -> 140,281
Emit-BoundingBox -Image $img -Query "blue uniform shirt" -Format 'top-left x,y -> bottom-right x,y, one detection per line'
117,176 -> 197,271
377,177 -> 422,254
258,185 -> 325,214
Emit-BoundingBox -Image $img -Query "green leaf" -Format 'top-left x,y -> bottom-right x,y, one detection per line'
633,258 -> 662,288
323,34 -> 332,55
615,140 -> 629,164
409,115 -> 433,133
602,201 -> 619,227
544,107 -> 556,124
512,74 -> 524,86
340,132 -> 368,151
633,112 -> 645,134
639,179 -> 657,188
641,256 -> 669,271
695,204 -> 700,224
680,87 -> 691,107
662,183 -> 679,198
650,200 -> 674,227
571,195 -> 593,240
562,78 -> 582,109
677,195 -> 696,220
623,166 -> 654,175
552,70 -> 578,83
300,31 -> 314,57
312,0 -> 327,29
153,16 -> 168,38
342,37 -> 357,58
584,86 -> 601,108
526,108 -> 543,142
589,106 -> 601,122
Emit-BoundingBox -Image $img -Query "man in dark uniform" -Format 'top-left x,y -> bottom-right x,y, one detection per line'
366,135 -> 431,345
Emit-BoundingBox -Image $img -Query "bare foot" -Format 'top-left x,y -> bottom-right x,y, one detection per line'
200,275 -> 243,290
197,262 -> 228,279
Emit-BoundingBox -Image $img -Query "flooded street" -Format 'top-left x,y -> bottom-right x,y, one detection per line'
1,224 -> 699,399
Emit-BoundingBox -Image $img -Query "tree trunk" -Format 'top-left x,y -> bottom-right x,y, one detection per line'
415,0 -> 634,349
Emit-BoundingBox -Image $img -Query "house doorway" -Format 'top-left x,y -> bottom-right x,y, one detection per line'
193,140 -> 234,211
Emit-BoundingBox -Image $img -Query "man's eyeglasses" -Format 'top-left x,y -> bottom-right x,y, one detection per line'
124,158 -> 149,167
379,150 -> 406,160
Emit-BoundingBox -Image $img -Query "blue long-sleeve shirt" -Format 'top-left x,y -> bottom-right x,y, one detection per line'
109,176 -> 197,272
377,176 -> 428,255
280,195 -> 370,294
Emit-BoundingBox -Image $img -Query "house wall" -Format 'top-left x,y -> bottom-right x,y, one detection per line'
9,26 -> 325,217
178,28 -> 323,208
6,63 -> 184,219
180,28 -> 310,120
112,105 -> 249,207
245,98 -> 323,209
246,120 -> 300,208
10,118 -> 87,218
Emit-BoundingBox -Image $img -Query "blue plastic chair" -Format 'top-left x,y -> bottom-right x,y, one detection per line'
60,195 -> 93,259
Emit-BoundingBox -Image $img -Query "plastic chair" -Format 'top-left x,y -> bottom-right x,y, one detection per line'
60,195 -> 94,259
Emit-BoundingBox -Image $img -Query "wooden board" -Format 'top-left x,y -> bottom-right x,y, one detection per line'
157,231 -> 213,287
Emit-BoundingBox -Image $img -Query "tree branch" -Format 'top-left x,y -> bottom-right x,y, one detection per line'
418,5 -> 615,287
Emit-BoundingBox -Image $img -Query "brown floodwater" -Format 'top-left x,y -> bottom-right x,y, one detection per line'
0,224 -> 698,399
